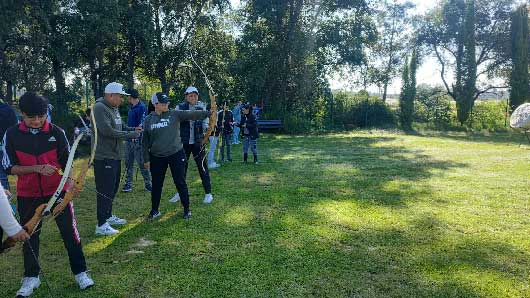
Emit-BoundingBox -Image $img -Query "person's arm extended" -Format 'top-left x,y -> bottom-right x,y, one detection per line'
172,110 -> 209,122
142,119 -> 151,166
94,104 -> 139,139
0,186 -> 29,241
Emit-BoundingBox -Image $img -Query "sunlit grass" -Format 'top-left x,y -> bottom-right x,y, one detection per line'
0,130 -> 529,297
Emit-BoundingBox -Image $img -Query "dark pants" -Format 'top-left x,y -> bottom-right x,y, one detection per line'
183,143 -> 211,194
18,195 -> 87,277
150,150 -> 190,214
220,133 -> 232,161
94,159 -> 121,226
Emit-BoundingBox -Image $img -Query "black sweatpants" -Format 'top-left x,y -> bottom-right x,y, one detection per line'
94,159 -> 121,226
150,150 -> 190,214
182,143 -> 211,194
18,194 -> 87,277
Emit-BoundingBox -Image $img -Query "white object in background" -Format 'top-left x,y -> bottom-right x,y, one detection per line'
510,103 -> 530,130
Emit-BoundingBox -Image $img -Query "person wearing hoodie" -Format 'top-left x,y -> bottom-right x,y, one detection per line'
91,82 -> 141,236
142,92 -> 210,220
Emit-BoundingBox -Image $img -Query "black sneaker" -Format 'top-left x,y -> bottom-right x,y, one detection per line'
183,211 -> 192,220
146,211 -> 161,220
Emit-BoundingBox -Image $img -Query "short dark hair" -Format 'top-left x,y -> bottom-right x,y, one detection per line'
19,92 -> 49,116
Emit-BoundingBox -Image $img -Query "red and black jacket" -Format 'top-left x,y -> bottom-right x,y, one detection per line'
2,120 -> 70,197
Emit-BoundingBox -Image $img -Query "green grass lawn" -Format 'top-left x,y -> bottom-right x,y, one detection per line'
1,131 -> 529,298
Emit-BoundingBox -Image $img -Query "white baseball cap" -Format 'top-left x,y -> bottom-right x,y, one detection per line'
104,82 -> 130,95
184,86 -> 199,95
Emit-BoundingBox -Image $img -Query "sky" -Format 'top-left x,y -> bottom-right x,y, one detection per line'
229,0 -> 524,94
329,0 -> 440,94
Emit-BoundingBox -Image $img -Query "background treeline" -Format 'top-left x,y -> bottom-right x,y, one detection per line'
0,0 -> 528,133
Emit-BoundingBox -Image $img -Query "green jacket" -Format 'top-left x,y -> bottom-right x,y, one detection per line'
92,98 -> 139,160
142,109 -> 209,162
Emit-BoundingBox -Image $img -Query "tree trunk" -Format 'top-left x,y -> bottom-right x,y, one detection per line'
52,57 -> 67,112
89,58 -> 99,99
6,81 -> 13,104
127,42 -> 136,90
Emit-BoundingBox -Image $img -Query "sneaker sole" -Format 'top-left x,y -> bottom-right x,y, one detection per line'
80,283 -> 94,290
16,281 -> 40,297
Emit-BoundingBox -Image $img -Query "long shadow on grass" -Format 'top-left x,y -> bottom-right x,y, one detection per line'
415,131 -> 526,146
265,134 -> 466,208
18,134 -> 525,297
73,134 -> 482,297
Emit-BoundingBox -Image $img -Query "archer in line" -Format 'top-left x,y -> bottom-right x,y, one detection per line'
142,92 -> 212,220
1,93 -> 94,297
169,86 -> 216,205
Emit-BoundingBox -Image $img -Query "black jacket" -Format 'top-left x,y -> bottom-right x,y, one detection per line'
0,103 -> 18,140
178,102 -> 206,144
238,113 -> 259,140
217,110 -> 234,135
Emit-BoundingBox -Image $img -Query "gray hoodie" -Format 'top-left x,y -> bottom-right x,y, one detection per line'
92,98 -> 139,160
142,109 -> 209,162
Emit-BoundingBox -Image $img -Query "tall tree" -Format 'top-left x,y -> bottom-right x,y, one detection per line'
371,0 -> 415,102
399,49 -> 418,131
422,0 -> 513,124
238,0 -> 374,123
509,4 -> 529,109
140,0 -> 228,94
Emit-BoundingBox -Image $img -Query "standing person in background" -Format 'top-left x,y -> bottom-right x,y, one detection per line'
207,103 -> 220,169
237,104 -> 259,164
46,104 -> 53,123
73,108 -> 91,145
142,92 -> 210,220
122,88 -> 152,193
169,86 -> 214,204
252,103 -> 261,119
218,101 -> 234,162
92,82 -> 141,236
231,100 -> 242,145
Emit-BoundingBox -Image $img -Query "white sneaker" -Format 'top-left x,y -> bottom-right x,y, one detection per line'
16,276 -> 40,297
75,271 -> 94,290
169,192 -> 180,203
203,193 -> 213,204
208,162 -> 220,169
95,223 -> 119,236
107,214 -> 127,225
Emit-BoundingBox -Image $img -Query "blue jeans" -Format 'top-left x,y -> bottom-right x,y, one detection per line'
243,136 -> 257,155
124,140 -> 151,188
207,136 -> 219,165
232,126 -> 240,144
0,150 -> 10,190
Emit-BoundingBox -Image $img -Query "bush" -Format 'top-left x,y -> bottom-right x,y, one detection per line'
414,93 -> 453,128
464,100 -> 509,131
333,91 -> 396,129
283,114 -> 312,134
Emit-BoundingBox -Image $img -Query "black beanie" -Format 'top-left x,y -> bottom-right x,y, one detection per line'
19,92 -> 49,116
